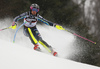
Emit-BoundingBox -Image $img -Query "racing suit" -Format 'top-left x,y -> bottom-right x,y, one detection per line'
13,11 -> 55,53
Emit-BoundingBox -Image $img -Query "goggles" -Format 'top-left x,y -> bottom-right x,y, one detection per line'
32,8 -> 39,12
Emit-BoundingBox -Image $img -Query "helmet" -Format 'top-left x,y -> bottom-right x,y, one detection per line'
30,4 -> 39,12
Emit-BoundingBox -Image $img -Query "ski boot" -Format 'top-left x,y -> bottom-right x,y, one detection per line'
34,44 -> 41,51
53,51 -> 58,56
48,46 -> 58,56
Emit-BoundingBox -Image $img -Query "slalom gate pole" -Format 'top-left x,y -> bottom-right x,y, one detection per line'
13,22 -> 26,43
63,28 -> 96,44
0,26 -> 12,31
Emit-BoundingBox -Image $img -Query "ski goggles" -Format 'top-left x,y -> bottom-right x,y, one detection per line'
32,8 -> 39,12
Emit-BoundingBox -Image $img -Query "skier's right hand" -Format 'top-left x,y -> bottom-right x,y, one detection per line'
12,22 -> 17,29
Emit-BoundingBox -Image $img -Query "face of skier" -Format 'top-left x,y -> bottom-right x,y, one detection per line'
31,11 -> 37,15
31,8 -> 39,15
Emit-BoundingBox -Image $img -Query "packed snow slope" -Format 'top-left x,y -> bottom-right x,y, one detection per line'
0,18 -> 100,69
0,39 -> 100,69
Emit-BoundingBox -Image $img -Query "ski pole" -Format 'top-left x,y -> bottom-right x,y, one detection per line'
13,22 -> 26,43
0,26 -> 12,31
62,28 -> 96,44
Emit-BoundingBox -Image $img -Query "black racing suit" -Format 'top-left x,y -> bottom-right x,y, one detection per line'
13,11 -> 55,53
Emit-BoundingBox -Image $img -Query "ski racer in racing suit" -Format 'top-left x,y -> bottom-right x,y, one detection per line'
11,4 -> 64,56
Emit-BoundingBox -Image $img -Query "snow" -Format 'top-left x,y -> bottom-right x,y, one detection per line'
0,39 -> 100,69
0,18 -> 76,58
0,18 -> 100,69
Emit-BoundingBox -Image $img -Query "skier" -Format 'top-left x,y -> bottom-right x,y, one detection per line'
11,3 -> 63,56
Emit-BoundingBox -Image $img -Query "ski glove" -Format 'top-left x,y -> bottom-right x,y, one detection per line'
12,22 -> 17,29
54,24 -> 64,30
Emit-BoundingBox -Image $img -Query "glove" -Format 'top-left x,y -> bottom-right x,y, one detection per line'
54,24 -> 64,30
12,22 -> 17,29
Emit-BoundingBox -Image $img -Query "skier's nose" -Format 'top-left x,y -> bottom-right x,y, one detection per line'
32,11 -> 37,15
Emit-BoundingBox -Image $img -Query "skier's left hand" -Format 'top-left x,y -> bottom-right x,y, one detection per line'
55,24 -> 64,30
